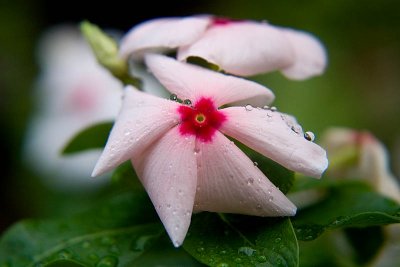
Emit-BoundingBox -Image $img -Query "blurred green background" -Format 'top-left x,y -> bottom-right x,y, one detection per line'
1,0 -> 399,234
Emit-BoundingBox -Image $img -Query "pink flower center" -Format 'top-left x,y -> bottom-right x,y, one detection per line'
211,17 -> 244,27
178,97 -> 226,142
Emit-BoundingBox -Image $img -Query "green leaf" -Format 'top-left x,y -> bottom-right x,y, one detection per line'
292,182 -> 400,241
0,192 -> 165,266
62,122 -> 113,154
184,213 -> 298,267
186,56 -> 221,72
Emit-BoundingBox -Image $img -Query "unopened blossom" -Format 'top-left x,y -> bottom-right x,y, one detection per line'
92,54 -> 328,246
119,15 -> 327,80
24,25 -> 123,191
321,127 -> 400,203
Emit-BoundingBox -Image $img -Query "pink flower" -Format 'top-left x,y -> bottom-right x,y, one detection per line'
119,16 -> 327,80
92,54 -> 328,246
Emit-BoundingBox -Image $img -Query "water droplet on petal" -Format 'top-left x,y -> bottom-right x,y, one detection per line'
170,94 -> 178,101
253,161 -> 258,167
270,106 -> 277,111
245,104 -> 253,111
262,105 -> 270,109
257,255 -> 267,263
246,178 -> 254,185
183,99 -> 192,105
96,256 -> 118,267
304,131 -> 315,141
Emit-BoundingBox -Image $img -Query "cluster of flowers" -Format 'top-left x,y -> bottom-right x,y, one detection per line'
27,16 -> 330,247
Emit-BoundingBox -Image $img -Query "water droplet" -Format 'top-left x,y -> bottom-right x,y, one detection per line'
58,250 -> 72,259
304,131 -> 315,141
183,99 -> 192,105
257,255 -> 267,263
246,178 -> 254,185
172,209 -> 177,215
124,129 -> 131,136
270,106 -> 277,111
197,247 -> 205,253
238,246 -> 256,256
262,105 -> 270,109
82,241 -> 91,249
220,250 -> 227,255
170,94 -> 178,101
268,196 -> 274,202
245,104 -> 253,111
217,263 -> 229,267
253,161 -> 258,167
96,256 -> 118,267
101,237 -> 115,246
88,253 -> 99,261
174,225 -> 179,230
234,257 -> 242,263
275,237 -> 281,243
304,235 -> 314,240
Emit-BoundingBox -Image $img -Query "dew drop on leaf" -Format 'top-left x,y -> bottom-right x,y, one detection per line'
257,255 -> 267,263
238,246 -> 256,256
197,247 -> 205,253
274,237 -> 281,243
96,255 -> 118,267
58,250 -> 72,259
217,263 -> 229,267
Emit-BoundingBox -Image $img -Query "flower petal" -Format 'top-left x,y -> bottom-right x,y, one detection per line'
132,127 -> 197,247
219,107 -> 328,178
194,131 -> 296,216
280,28 -> 327,80
92,86 -> 180,176
145,54 -> 275,107
119,16 -> 211,59
177,21 -> 294,76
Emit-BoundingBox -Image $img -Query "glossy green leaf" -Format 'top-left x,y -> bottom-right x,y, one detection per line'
292,182 -> 400,241
184,213 -> 298,267
186,56 -> 221,72
0,192 -> 164,267
61,122 -> 113,155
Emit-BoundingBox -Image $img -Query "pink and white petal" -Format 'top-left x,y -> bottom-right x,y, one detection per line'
92,86 -> 180,176
177,21 -> 294,76
280,28 -> 327,80
194,131 -> 296,216
219,107 -> 328,178
119,16 -> 211,60
132,127 -> 197,247
145,54 -> 275,107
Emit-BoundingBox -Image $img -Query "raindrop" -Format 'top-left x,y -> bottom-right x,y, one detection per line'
246,178 -> 254,185
183,99 -> 192,105
96,256 -> 118,267
304,235 -> 314,240
238,246 -> 256,256
197,247 -> 205,253
124,129 -> 131,136
253,161 -> 258,167
275,237 -> 281,243
270,106 -> 277,111
234,257 -> 242,263
169,94 -> 178,101
262,105 -> 270,109
88,253 -> 99,261
304,131 -> 315,141
268,196 -> 274,202
82,241 -> 91,249
58,250 -> 72,259
220,250 -> 227,255
245,104 -> 253,111
217,263 -> 229,267
174,225 -> 179,230
257,255 -> 267,263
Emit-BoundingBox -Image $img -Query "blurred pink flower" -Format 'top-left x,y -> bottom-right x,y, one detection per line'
92,54 -> 328,246
24,25 -> 123,191
119,15 -> 327,80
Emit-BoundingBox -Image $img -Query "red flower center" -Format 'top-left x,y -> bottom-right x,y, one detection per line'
178,97 -> 226,142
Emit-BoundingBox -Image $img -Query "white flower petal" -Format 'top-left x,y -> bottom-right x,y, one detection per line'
280,28 -> 327,80
145,54 -> 275,107
219,107 -> 328,178
92,86 -> 180,176
177,21 -> 294,77
132,127 -> 197,247
194,131 -> 296,216
119,16 -> 211,59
